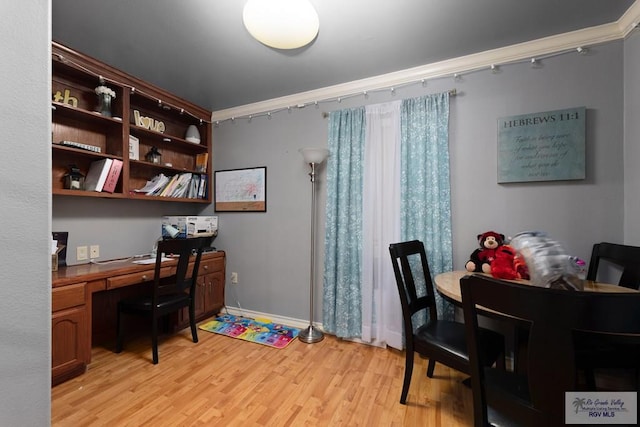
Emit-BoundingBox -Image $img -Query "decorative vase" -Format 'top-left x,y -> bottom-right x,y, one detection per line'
98,93 -> 113,117
185,125 -> 201,144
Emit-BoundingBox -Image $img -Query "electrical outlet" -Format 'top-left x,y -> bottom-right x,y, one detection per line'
90,245 -> 100,259
77,246 -> 88,261
231,272 -> 238,284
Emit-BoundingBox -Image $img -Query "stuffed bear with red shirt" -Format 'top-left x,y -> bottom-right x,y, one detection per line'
465,231 -> 505,274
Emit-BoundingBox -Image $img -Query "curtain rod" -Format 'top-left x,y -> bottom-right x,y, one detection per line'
321,89 -> 457,118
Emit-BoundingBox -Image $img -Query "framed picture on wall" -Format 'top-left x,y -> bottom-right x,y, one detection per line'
497,107 -> 586,183
214,166 -> 267,212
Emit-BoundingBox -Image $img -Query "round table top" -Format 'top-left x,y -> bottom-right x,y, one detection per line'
434,270 -> 638,305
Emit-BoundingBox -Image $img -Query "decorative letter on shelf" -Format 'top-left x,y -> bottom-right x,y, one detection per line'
133,110 -> 166,133
497,107 -> 585,183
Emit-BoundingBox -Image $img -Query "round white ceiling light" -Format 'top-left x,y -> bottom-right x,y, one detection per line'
243,0 -> 319,50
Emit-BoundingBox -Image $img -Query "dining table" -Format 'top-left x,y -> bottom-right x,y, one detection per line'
434,270 -> 639,307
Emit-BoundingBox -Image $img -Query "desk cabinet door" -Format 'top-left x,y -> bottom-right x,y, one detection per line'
205,270 -> 224,314
177,253 -> 225,329
52,306 -> 88,385
194,273 -> 208,319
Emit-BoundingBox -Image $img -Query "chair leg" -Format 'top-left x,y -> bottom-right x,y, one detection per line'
152,316 -> 159,364
495,350 -> 506,370
115,307 -> 123,353
189,301 -> 198,343
400,351 -> 414,404
427,359 -> 436,378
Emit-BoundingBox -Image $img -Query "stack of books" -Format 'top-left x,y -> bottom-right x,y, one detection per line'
84,158 -> 123,192
134,173 -> 207,199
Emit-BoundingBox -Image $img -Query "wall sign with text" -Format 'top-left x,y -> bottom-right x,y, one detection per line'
497,107 -> 585,183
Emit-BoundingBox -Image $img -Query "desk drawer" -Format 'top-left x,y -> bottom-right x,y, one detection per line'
52,282 -> 86,312
199,258 -> 224,275
106,267 -> 173,290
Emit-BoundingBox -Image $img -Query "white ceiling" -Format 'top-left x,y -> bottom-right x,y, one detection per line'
52,0 -> 638,113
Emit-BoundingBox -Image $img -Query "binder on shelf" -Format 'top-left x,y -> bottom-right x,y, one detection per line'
198,174 -> 208,199
84,158 -> 113,192
102,159 -> 123,193
188,175 -> 199,198
195,153 -> 208,172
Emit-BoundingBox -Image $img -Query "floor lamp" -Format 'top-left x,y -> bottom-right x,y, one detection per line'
298,147 -> 329,344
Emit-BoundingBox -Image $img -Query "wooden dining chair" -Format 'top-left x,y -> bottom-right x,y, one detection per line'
461,273 -> 640,427
389,240 -> 505,404
586,242 -> 640,289
115,236 -> 210,364
578,241 -> 640,388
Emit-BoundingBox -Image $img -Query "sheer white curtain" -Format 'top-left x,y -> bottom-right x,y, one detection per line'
361,101 -> 403,349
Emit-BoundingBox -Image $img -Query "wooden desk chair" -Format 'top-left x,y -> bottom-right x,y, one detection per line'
389,240 -> 504,404
460,274 -> 640,427
579,241 -> 640,388
115,237 -> 210,364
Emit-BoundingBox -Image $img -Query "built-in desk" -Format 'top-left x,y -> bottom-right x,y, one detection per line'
51,250 -> 225,386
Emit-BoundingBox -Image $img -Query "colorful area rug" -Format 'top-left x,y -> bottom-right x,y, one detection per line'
199,314 -> 300,349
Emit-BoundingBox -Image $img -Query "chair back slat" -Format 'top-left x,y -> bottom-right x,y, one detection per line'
389,240 -> 438,324
154,237 -> 210,300
587,242 -> 640,289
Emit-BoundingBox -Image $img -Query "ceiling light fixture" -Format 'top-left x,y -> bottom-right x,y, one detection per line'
243,0 -> 319,50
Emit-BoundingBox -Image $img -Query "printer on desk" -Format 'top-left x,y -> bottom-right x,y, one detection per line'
161,216 -> 218,239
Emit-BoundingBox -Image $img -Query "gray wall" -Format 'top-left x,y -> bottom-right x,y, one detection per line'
624,30 -> 640,242
52,198 -> 212,263
448,42 -> 625,258
213,40 -> 628,321
0,0 -> 51,424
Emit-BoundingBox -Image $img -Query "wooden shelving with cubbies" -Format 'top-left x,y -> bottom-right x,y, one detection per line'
51,41 -> 212,203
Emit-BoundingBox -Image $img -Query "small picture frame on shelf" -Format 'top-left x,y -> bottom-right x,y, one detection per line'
214,167 -> 266,212
129,135 -> 140,160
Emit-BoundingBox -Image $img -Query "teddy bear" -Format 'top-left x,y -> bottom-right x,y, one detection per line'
465,231 -> 505,274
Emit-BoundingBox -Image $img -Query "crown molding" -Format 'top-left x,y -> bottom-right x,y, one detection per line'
212,2 -> 640,122
619,0 -> 640,37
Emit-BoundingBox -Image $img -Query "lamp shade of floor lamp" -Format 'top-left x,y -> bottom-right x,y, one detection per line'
298,147 -> 329,343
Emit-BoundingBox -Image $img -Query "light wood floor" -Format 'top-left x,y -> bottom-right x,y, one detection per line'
52,323 -> 474,426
